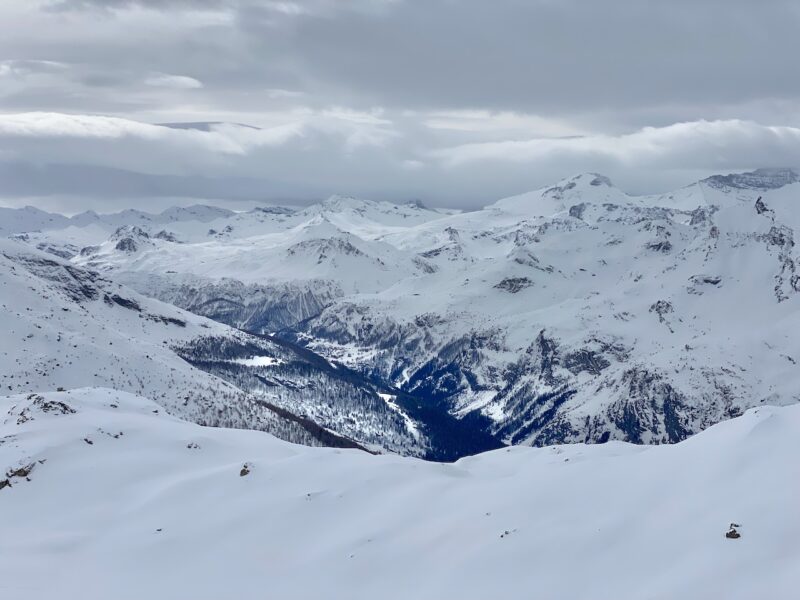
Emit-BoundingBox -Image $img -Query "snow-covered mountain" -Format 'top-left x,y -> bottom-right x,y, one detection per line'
0,238 -> 480,457
1,387 -> 798,600
1,204 -> 235,238
0,205 -> 72,236
13,168 -> 800,455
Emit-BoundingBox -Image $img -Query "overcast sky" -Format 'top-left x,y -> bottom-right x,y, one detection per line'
1,0 -> 800,211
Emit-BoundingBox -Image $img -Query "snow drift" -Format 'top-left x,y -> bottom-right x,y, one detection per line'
1,387 -> 798,600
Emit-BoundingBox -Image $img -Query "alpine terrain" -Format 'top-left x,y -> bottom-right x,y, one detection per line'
3,168 -> 800,599
13,168 -> 799,453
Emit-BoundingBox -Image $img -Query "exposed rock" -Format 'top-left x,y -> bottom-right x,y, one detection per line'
649,300 -> 675,331
569,203 -> 587,219
154,230 -> 180,242
115,238 -> 138,253
646,240 -> 672,253
705,168 -> 800,191
755,196 -> 770,215
495,277 -> 534,293
726,525 -> 741,539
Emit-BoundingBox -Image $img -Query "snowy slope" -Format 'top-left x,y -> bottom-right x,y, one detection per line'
17,168 -> 800,453
0,205 -> 71,236
1,387 -> 798,600
0,238 -> 434,455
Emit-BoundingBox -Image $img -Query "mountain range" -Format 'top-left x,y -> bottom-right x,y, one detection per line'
5,167 -> 799,457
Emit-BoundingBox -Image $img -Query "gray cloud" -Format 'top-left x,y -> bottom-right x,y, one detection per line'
15,0 -> 800,121
2,113 -> 799,211
239,0 -> 800,120
0,0 -> 799,210
45,0 -> 230,10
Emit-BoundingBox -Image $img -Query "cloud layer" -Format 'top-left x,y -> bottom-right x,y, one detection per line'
2,112 -> 800,209
1,1 -> 799,209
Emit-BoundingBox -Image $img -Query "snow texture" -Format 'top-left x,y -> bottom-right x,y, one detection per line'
0,388 -> 798,600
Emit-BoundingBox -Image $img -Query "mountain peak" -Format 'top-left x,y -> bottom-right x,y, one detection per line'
556,172 -> 615,189
703,168 -> 800,191
405,199 -> 429,210
490,173 -> 624,214
539,172 -> 623,201
299,214 -> 351,239
110,225 -> 150,241
321,195 -> 374,211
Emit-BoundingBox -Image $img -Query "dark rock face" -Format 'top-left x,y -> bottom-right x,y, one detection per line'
646,240 -> 672,253
691,275 -> 722,286
154,230 -> 179,242
405,331 -> 504,403
590,175 -> 613,187
763,225 -> 793,250
495,277 -> 534,293
5,253 -> 102,303
506,387 -> 578,445
253,206 -> 296,216
689,206 -> 717,226
405,199 -> 428,209
104,294 -> 141,312
569,203 -> 587,219
610,368 -> 692,444
111,226 -> 150,254
563,350 -> 611,376
35,243 -> 78,260
137,278 -> 341,334
726,526 -> 741,539
115,238 -> 138,253
488,332 -> 635,446
688,275 -> 723,294
705,168 -> 800,191
649,300 -> 674,331
484,332 -> 572,442
758,225 -> 797,302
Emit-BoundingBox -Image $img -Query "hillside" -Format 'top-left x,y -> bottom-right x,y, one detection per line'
1,387 -> 798,599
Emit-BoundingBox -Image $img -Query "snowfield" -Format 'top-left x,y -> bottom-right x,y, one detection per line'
1,387 -> 798,600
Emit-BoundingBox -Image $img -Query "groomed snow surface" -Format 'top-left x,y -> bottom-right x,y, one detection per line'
2,388 -> 798,600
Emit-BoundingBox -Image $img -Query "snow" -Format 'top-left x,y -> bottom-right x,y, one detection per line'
378,392 -> 420,440
1,387 -> 798,600
232,356 -> 284,367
